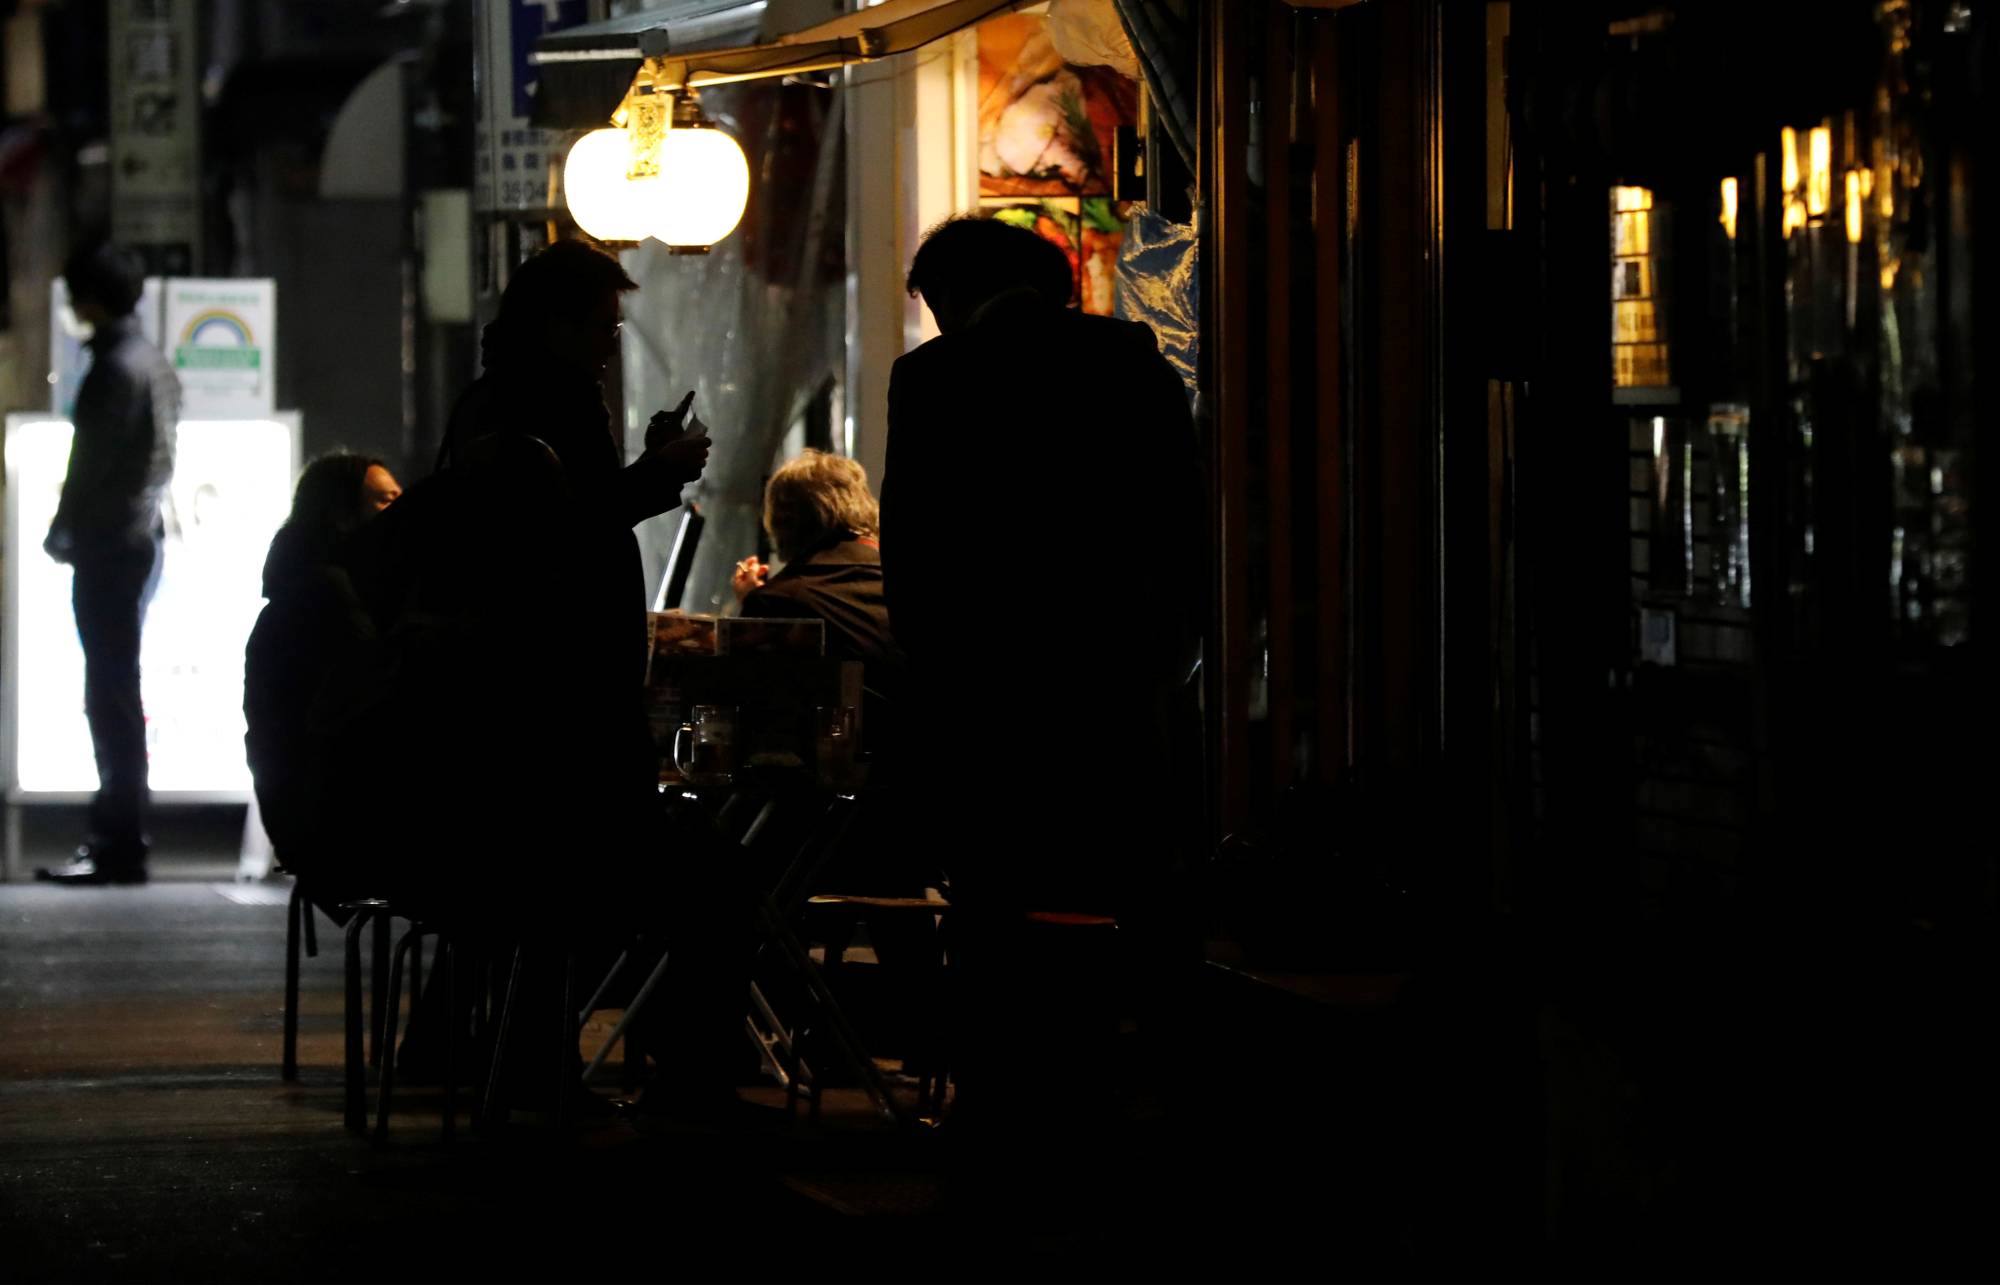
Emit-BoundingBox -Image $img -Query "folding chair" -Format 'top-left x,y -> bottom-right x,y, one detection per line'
740,791 -> 909,1126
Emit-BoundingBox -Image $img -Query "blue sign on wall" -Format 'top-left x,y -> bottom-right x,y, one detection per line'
511,0 -> 590,118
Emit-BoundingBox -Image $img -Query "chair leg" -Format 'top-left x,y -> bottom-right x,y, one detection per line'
283,882 -> 303,1081
480,947 -> 526,1132
343,910 -> 370,1134
374,926 -> 422,1143
576,950 -> 629,1028
370,911 -> 392,1070
409,934 -> 424,1027
302,891 -> 319,958
554,953 -> 575,1132
442,939 -> 458,1142
582,948 -> 671,1085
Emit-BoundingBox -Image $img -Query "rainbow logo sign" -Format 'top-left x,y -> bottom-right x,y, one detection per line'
175,310 -> 261,372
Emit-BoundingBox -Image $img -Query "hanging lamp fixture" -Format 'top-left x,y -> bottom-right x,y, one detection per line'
652,94 -> 751,253
561,89 -> 749,254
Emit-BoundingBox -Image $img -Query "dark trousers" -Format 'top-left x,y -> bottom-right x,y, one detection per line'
72,536 -> 162,853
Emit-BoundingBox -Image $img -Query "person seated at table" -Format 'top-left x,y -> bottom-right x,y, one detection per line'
730,450 -> 935,1057
243,452 -> 401,902
731,449 -> 902,750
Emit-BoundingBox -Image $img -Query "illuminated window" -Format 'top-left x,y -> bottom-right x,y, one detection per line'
1611,185 -> 1670,389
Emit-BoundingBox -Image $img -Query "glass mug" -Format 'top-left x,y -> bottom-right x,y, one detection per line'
815,704 -> 858,785
673,704 -> 738,785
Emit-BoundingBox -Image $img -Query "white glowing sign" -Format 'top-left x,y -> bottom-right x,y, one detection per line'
3,414 -> 299,796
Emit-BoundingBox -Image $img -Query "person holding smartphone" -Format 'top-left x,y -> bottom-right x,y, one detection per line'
339,239 -> 742,1118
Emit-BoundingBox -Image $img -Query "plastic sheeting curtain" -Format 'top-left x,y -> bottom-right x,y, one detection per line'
618,83 -> 848,612
1105,0 -> 1198,402
1115,207 -> 1198,402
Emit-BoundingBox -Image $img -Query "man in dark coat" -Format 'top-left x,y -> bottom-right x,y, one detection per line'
882,216 -> 1202,914
331,240 -> 739,1112
337,241 -> 710,899
38,244 -> 178,886
880,216 -> 1204,1166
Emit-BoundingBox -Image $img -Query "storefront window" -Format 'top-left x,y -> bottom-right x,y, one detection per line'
1610,185 -> 1671,390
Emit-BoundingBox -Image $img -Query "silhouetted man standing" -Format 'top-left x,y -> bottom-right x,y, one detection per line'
881,217 -> 1202,1165
334,239 -> 739,1116
38,245 -> 177,886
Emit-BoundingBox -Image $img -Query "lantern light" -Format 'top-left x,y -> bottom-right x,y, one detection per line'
1844,169 -> 1864,244
1781,127 -> 1800,195
653,97 -> 751,252
563,128 -> 663,243
560,94 -> 750,253
1720,177 -> 1739,241
1807,124 -> 1832,217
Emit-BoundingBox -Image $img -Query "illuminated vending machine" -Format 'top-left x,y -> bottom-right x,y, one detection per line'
3,278 -> 299,877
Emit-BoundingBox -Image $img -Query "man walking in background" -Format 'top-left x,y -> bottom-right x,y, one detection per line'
37,244 -> 179,886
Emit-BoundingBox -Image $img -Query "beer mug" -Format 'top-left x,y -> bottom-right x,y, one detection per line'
673,704 -> 738,785
815,704 -> 857,785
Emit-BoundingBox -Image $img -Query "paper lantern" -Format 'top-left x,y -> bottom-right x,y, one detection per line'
653,121 -> 750,251
562,128 -> 663,243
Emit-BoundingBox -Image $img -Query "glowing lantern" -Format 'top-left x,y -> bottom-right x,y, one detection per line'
652,103 -> 751,251
1720,177 -> 1739,241
563,128 -> 664,243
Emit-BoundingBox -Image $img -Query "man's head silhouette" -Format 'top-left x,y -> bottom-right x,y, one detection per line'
906,216 -> 1072,334
62,242 -> 146,328
491,239 -> 638,378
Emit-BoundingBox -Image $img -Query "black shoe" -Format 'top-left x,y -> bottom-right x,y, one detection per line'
35,853 -> 149,886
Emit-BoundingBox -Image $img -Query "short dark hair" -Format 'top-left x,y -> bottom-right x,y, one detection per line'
497,238 -> 638,329
62,242 -> 146,316
905,215 -> 1072,310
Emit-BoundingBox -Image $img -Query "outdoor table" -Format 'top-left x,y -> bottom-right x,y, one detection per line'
633,645 -> 904,1123
652,773 -> 905,1126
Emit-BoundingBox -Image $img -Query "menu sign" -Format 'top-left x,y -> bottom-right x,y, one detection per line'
474,0 -> 591,213
108,0 -> 201,273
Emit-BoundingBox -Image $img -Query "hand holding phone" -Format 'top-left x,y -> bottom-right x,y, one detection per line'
646,390 -> 697,452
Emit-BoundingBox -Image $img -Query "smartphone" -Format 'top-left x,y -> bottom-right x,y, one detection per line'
645,390 -> 698,451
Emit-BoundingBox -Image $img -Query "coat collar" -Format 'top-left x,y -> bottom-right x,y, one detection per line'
87,313 -> 142,353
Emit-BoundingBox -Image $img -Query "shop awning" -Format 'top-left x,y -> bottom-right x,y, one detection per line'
530,2 -> 770,129
531,0 -> 1030,128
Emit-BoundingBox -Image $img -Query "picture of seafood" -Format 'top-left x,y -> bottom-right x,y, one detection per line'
978,13 -> 1139,198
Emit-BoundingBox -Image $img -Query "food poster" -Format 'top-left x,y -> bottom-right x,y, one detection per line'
977,12 -> 1139,316
989,199 -> 1127,316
